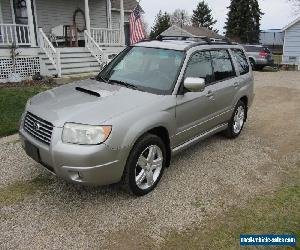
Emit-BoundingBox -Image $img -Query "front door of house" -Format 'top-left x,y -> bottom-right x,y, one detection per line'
124,23 -> 130,46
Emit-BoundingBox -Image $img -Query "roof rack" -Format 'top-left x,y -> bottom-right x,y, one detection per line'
155,35 -> 234,46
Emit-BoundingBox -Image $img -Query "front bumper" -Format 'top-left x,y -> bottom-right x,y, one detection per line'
19,126 -> 130,186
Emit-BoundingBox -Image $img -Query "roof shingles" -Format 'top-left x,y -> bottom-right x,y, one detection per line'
161,25 -> 224,39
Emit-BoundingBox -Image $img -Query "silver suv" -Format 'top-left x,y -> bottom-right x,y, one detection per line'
19,38 -> 254,196
243,44 -> 274,70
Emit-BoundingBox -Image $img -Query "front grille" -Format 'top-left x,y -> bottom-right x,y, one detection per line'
23,112 -> 53,145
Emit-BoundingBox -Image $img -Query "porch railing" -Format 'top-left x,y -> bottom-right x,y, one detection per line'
0,24 -> 31,46
90,28 -> 122,46
38,28 -> 61,77
84,30 -> 107,66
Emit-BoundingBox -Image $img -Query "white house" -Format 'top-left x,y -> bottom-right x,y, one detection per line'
0,0 -> 137,82
282,16 -> 300,69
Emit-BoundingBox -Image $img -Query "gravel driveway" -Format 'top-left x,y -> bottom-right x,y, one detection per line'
1,71 -> 299,249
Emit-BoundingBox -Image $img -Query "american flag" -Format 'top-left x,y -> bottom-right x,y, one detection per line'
130,4 -> 145,45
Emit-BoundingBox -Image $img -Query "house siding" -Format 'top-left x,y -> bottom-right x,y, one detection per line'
283,20 -> 300,65
111,10 -> 130,29
35,0 -> 108,35
90,0 -> 108,28
2,0 -> 13,23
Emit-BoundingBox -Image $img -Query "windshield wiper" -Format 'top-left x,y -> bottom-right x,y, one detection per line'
96,75 -> 108,83
108,79 -> 138,90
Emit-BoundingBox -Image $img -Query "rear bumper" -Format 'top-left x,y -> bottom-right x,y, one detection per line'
19,127 -> 130,186
255,58 -> 274,66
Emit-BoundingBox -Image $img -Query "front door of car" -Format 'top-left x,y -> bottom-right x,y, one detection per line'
174,51 -> 220,147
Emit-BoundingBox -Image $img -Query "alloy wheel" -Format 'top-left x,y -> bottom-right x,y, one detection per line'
135,145 -> 163,190
233,106 -> 245,134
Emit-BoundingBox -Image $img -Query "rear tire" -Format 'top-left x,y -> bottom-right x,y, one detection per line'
256,65 -> 265,71
122,134 -> 166,196
224,100 -> 247,139
249,58 -> 255,70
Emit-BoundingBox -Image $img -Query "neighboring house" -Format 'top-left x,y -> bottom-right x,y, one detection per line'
161,25 -> 224,40
259,29 -> 284,53
0,0 -> 137,82
282,16 -> 300,68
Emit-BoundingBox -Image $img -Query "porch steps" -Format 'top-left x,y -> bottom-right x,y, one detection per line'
39,47 -> 101,76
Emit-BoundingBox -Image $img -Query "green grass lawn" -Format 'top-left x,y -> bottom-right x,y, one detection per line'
0,86 -> 50,137
162,166 -> 300,250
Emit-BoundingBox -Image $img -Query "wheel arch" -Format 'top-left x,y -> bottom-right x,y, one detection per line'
239,96 -> 248,120
147,126 -> 171,168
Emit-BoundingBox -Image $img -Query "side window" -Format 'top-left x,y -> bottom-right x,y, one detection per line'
184,51 -> 214,85
211,50 -> 235,81
231,49 -> 250,75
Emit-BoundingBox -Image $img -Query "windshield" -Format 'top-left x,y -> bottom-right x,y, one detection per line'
98,47 -> 185,95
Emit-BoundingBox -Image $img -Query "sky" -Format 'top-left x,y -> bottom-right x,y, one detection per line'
141,0 -> 299,34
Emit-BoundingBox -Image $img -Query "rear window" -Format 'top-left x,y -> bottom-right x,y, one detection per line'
243,46 -> 262,52
231,49 -> 250,75
243,45 -> 270,53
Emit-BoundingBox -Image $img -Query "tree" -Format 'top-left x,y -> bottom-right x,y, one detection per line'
191,1 -> 217,30
224,0 -> 263,44
141,17 -> 149,37
150,11 -> 171,39
171,9 -> 191,27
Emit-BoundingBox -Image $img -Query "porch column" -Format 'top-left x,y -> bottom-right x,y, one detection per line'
120,0 -> 125,45
106,0 -> 112,29
84,0 -> 91,34
25,0 -> 37,47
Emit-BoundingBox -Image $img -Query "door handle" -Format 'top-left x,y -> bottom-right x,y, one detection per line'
234,82 -> 240,88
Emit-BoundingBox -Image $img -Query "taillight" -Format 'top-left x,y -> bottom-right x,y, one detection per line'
259,51 -> 268,58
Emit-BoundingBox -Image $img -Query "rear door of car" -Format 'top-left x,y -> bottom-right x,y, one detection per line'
230,48 -> 252,99
206,49 -> 239,124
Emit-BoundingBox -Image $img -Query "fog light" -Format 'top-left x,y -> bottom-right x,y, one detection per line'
69,171 -> 83,181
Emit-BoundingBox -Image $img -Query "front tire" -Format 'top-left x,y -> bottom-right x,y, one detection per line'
224,100 -> 246,139
123,134 -> 166,196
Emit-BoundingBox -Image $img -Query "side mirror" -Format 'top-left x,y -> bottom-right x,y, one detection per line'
183,77 -> 206,92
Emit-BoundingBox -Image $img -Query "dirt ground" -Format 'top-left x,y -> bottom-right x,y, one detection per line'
0,71 -> 299,249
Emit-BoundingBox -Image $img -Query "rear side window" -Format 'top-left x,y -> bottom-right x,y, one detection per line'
211,50 -> 235,81
243,45 -> 264,52
184,51 -> 214,85
231,49 -> 250,75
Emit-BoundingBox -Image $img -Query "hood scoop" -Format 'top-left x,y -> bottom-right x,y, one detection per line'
75,87 -> 101,97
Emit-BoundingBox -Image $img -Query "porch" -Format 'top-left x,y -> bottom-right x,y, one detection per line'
0,0 -> 133,81
0,0 -> 129,47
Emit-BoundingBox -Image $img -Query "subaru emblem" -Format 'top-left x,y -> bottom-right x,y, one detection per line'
34,122 -> 41,131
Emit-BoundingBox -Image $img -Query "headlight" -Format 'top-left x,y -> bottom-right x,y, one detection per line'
62,123 -> 112,145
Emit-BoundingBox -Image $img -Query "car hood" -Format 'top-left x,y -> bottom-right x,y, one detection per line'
28,79 -> 164,127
